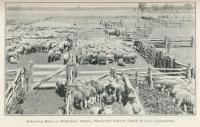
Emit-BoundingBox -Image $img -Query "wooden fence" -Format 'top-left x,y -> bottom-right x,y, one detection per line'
141,16 -> 194,28
5,67 -> 26,113
138,36 -> 194,48
30,63 -> 67,89
29,46 -> 78,90
134,40 -> 190,68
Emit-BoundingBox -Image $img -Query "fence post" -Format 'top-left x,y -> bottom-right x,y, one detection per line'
139,42 -> 142,53
20,67 -> 26,91
63,65 -> 71,115
74,63 -> 78,78
173,58 -> 176,68
163,55 -> 167,69
170,57 -> 174,69
66,65 -> 70,85
28,61 -> 34,91
164,36 -> 168,48
186,63 -> 191,79
152,47 -> 156,66
167,38 -> 171,55
191,36 -> 194,47
110,67 -> 116,79
148,67 -> 153,90
126,27 -> 128,37
191,68 -> 195,79
135,71 -> 138,86
158,51 -> 162,68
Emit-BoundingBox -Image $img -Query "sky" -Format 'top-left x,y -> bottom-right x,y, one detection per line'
6,2 -> 194,9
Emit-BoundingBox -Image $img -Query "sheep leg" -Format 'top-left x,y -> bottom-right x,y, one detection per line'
87,98 -> 91,109
94,96 -> 96,104
96,95 -> 99,102
84,99 -> 87,109
80,100 -> 83,110
183,104 -> 187,112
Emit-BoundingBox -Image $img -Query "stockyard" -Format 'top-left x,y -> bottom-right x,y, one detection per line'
5,3 -> 195,115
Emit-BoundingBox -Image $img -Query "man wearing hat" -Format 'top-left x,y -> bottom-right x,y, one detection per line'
123,92 -> 141,115
102,82 -> 116,105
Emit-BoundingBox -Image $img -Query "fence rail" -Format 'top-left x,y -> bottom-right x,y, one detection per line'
138,36 -> 193,48
5,67 -> 26,113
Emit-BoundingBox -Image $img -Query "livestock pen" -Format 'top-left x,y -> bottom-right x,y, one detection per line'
12,58 -> 192,115
5,5 -> 196,115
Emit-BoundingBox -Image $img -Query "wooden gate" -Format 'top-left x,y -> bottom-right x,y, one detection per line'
29,63 -> 67,89
5,67 -> 26,113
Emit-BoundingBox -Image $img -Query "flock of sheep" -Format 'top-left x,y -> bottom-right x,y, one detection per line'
5,36 -> 73,64
153,77 -> 195,113
56,76 -> 126,114
77,40 -> 137,66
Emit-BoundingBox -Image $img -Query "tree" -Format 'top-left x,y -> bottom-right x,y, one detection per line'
138,3 -> 146,12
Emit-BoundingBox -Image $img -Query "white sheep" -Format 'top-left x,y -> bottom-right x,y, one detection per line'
63,52 -> 70,64
9,57 -> 18,64
172,88 -> 195,113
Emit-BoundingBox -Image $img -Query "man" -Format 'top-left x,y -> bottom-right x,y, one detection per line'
102,83 -> 116,105
123,93 -> 141,115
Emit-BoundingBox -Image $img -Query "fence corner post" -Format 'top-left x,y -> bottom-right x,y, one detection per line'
28,60 -> 34,91
148,67 -> 154,90
110,67 -> 116,79
186,63 -> 191,79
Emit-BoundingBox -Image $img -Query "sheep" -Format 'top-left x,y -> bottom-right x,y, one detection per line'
6,45 -> 14,52
78,87 -> 91,109
9,57 -> 18,64
23,44 -> 32,54
45,41 -> 51,51
55,78 -> 66,97
6,51 -> 19,63
63,52 -> 70,64
15,46 -> 24,54
123,53 -> 137,64
57,43 -> 64,53
172,88 -> 195,113
153,78 -> 180,93
54,49 -> 61,59
106,53 -> 115,63
73,79 -> 97,108
71,89 -> 83,110
47,49 -> 55,62
63,41 -> 70,50
117,58 -> 126,66
90,80 -> 105,102
97,52 -> 107,65
50,42 -> 57,49
86,85 -> 97,105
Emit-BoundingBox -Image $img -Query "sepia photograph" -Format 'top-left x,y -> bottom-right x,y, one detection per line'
5,2 -> 196,116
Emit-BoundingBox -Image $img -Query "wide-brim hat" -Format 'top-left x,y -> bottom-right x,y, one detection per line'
105,84 -> 115,91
